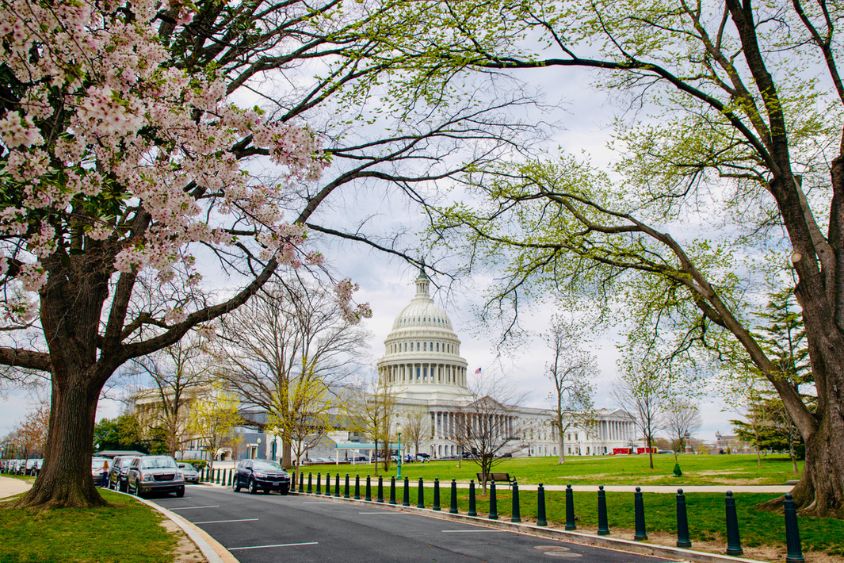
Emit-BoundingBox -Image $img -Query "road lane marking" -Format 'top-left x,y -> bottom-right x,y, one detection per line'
169,505 -> 220,510
193,518 -> 259,524
228,542 -> 319,551
301,501 -> 336,504
441,529 -> 506,533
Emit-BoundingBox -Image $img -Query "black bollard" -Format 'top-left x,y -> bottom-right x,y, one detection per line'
377,475 -> 384,503
354,475 -> 361,500
565,484 -> 576,530
214,468 -> 219,484
511,480 -> 521,523
228,469 -> 233,487
325,472 -> 331,496
433,478 -> 441,511
335,473 -> 340,497
316,472 -> 321,495
536,483 -> 547,526
633,487 -> 647,541
402,476 -> 410,506
289,471 -> 295,492
784,493 -> 804,563
417,478 -> 425,508
344,474 -> 350,499
488,480 -> 498,520
299,471 -> 304,492
468,480 -> 477,517
449,480 -> 458,514
307,472 -> 313,494
725,491 -> 743,556
676,489 -> 691,548
597,485 -> 610,535
365,475 -> 372,501
389,476 -> 397,505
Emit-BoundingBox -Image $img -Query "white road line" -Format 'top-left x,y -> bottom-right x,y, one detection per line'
301,501 -> 335,504
441,529 -> 506,533
228,542 -> 319,551
193,518 -> 259,524
169,505 -> 220,510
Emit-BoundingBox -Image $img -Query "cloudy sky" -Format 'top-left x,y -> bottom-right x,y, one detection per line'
0,54 -> 736,442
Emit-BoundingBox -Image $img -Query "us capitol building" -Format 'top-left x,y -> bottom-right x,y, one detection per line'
372,270 -> 636,460
133,270 -> 637,461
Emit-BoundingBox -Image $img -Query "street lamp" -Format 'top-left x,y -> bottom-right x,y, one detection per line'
396,432 -> 402,479
256,437 -> 262,460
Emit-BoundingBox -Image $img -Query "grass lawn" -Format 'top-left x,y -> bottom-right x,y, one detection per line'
0,488 -> 179,562
308,453 -> 803,486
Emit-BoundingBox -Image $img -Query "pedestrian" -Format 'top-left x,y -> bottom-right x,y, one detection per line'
100,459 -> 109,487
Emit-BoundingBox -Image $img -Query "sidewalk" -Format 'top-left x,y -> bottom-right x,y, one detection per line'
491,484 -> 792,493
0,476 -> 32,499
200,475 -> 793,495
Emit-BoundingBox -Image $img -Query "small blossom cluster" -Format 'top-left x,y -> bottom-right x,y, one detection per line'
335,279 -> 373,324
0,0 -> 328,300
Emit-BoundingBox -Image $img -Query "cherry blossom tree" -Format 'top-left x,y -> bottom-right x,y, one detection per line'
0,0 -> 334,508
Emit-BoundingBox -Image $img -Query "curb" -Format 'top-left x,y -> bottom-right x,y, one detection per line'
289,490 -> 762,563
112,490 -> 238,563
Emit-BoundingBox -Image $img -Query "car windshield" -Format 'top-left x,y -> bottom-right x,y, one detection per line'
140,456 -> 177,469
179,463 -> 195,471
252,461 -> 283,471
119,458 -> 135,468
91,458 -> 108,468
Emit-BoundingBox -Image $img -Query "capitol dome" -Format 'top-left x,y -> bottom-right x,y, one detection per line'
377,270 -> 471,401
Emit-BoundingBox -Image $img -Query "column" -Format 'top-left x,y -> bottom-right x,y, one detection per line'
430,412 -> 435,438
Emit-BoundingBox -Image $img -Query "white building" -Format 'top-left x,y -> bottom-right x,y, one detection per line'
377,270 -> 637,459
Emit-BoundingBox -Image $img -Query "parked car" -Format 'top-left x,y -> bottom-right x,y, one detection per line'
25,459 -> 43,476
127,455 -> 184,497
233,459 -> 290,495
108,455 -> 140,492
177,462 -> 199,484
415,453 -> 430,462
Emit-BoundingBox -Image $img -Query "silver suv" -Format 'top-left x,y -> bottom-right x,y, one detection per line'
127,455 -> 185,497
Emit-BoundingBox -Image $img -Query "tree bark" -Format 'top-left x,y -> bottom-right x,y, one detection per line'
557,431 -> 566,464
282,441 -> 292,469
777,415 -> 844,518
17,377 -> 105,508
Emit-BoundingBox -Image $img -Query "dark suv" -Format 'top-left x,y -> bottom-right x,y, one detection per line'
233,459 -> 290,494
108,456 -> 139,492
127,455 -> 185,497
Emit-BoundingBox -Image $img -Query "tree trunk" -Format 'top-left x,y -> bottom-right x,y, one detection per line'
647,440 -> 654,469
282,441 -> 292,469
17,379 -> 105,509
788,414 -> 844,517
558,432 -> 566,464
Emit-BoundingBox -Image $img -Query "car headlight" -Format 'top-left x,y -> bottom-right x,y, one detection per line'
142,473 -> 154,482
254,472 -> 266,478
175,471 -> 183,480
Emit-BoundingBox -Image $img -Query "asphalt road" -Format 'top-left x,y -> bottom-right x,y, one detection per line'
150,486 -> 669,563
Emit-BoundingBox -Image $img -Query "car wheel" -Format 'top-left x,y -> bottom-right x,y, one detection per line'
280,486 -> 290,496
233,477 -> 241,493
263,488 -> 271,494
176,487 -> 185,498
248,478 -> 258,495
120,480 -> 127,493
